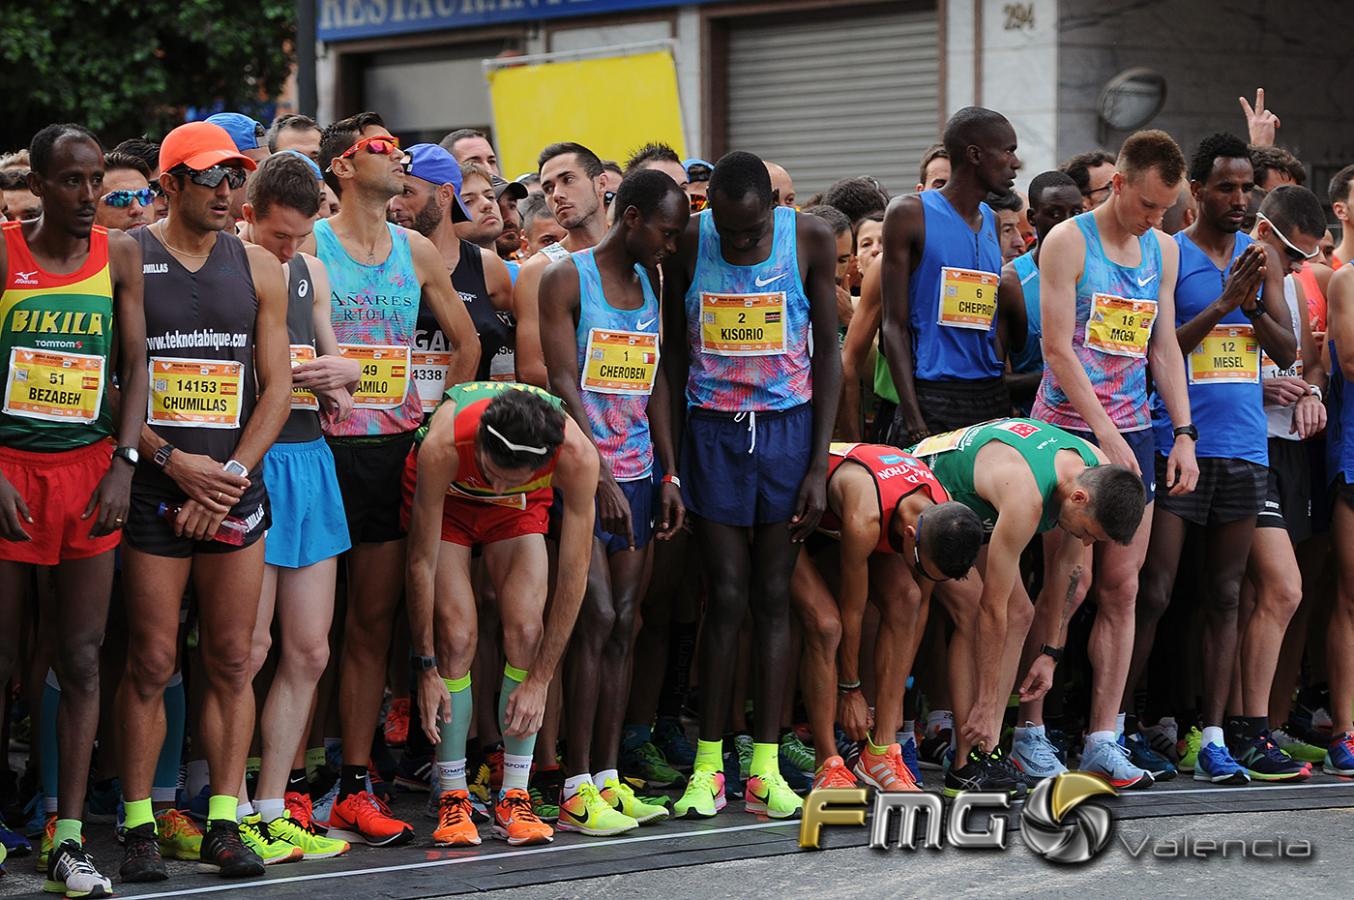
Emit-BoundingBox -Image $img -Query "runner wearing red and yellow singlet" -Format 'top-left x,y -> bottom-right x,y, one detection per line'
793,443 -> 982,793
0,125 -> 147,898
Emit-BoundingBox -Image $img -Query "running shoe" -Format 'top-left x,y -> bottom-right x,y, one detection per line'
899,738 -> 923,785
600,777 -> 669,825
431,790 -> 481,847
0,819 -> 30,856
558,782 -> 639,837
383,697 -> 410,748
494,788 -> 554,845
1080,738 -> 1154,790
1233,732 -> 1310,782
919,728 -> 954,771
240,814 -> 304,864
812,756 -> 859,791
722,746 -> 745,800
36,815 -> 54,872
654,717 -> 696,771
779,732 -> 816,774
1139,717 -> 1179,762
734,733 -> 754,779
944,748 -> 1022,798
854,743 -> 921,792
325,790 -> 414,847
394,751 -> 434,793
199,820 -> 265,878
85,779 -> 120,825
620,741 -> 685,788
744,770 -> 803,819
311,777 -> 340,826
44,839 -> 111,898
366,765 -> 393,805
1122,733 -> 1177,780
186,785 -> 212,823
1193,742 -> 1250,784
778,755 -> 813,793
1271,727 -> 1327,765
528,765 -> 563,822
156,807 -> 203,860
834,726 -> 862,772
269,809 -> 350,859
467,758 -> 494,807
1324,732 -> 1354,777
285,791 -> 316,831
1176,726 -> 1202,773
118,823 -> 167,882
485,744 -> 504,792
1011,725 -> 1068,780
673,769 -> 727,819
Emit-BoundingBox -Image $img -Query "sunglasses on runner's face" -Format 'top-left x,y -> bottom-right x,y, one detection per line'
102,188 -> 155,208
171,164 -> 248,190
332,135 -> 407,168
1256,212 -> 1320,264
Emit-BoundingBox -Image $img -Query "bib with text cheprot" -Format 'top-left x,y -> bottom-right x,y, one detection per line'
1189,324 -> 1259,385
3,348 -> 105,424
700,292 -> 787,356
936,267 -> 999,330
582,329 -> 658,396
148,357 -> 242,429
289,344 -> 319,412
1085,293 -> 1157,358
412,352 -> 451,412
340,344 -> 410,410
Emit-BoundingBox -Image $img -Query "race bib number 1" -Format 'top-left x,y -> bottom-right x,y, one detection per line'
148,357 -> 243,429
1189,325 -> 1259,385
936,267 -> 998,330
289,344 -> 318,412
3,348 -> 105,424
412,352 -> 451,412
1085,293 -> 1157,358
339,344 -> 410,410
700,292 -> 786,357
581,328 -> 658,395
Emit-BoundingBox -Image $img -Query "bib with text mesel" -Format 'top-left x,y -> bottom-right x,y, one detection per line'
700,292 -> 786,357
3,348 -> 105,424
148,357 -> 242,429
339,344 -> 410,410
1085,293 -> 1157,358
1189,324 -> 1259,385
289,344 -> 319,412
582,329 -> 658,396
936,267 -> 998,330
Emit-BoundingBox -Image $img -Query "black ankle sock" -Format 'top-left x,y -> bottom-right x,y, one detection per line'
338,764 -> 367,799
287,768 -> 309,794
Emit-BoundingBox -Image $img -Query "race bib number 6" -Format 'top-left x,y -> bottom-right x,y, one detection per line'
700,292 -> 787,357
148,357 -> 243,429
339,344 -> 410,410
936,267 -> 998,330
4,348 -> 105,424
1085,294 -> 1158,358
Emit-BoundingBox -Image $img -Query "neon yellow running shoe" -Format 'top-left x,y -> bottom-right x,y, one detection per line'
556,782 -> 638,837
745,770 -> 803,819
155,808 -> 203,861
36,815 -> 55,873
600,777 -> 669,825
239,815 -> 303,865
673,768 -> 726,819
1176,726 -> 1202,773
267,810 -> 350,860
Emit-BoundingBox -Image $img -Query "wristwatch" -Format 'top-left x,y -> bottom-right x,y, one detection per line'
152,443 -> 175,470
1039,644 -> 1064,662
1173,423 -> 1199,441
411,654 -> 437,672
112,446 -> 139,467
223,459 -> 249,478
1306,384 -> 1324,402
1242,297 -> 1267,320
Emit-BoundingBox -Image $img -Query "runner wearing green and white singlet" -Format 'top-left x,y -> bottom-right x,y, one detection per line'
911,418 -> 1146,793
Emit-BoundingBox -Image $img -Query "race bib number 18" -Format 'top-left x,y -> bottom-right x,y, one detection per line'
1085,293 -> 1157,358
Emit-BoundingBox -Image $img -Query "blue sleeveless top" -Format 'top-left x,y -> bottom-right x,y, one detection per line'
1008,250 -> 1043,375
1329,334 -> 1354,486
908,189 -> 1003,382
683,205 -> 811,412
572,248 -> 660,481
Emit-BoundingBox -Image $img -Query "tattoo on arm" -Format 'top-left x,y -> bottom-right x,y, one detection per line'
1057,564 -> 1083,640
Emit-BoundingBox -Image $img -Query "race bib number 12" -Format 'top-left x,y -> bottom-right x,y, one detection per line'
1189,325 -> 1259,384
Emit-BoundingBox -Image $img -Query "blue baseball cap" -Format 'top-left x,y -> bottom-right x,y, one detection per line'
276,149 -> 323,181
205,112 -> 266,152
683,158 -> 713,181
407,143 -> 472,222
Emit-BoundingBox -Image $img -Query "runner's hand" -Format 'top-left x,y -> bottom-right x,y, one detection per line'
1219,245 -> 1265,312
656,482 -> 684,540
1240,88 -> 1280,146
1164,435 -> 1199,495
317,386 -> 355,424
597,474 -> 634,550
1292,393 -> 1326,439
1262,375 -> 1308,407
1018,655 -> 1056,702
837,689 -> 871,742
1096,429 -> 1141,476
164,452 -> 248,513
292,354 -> 361,392
835,284 -> 854,329
0,475 -> 33,542
960,701 -> 998,752
418,669 -> 451,745
503,675 -> 547,738
84,459 -> 132,538
789,467 -> 828,542
175,498 -> 227,541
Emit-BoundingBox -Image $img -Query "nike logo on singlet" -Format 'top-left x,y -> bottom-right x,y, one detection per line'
754,272 -> 787,288
1138,273 -> 1158,287
637,317 -> 656,330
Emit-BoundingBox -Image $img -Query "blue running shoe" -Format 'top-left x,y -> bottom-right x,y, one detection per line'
654,717 -> 696,772
899,738 -> 923,786
778,755 -> 811,793
721,746 -> 745,800
1122,733 -> 1177,781
186,785 -> 211,822
1080,737 -> 1153,790
1194,741 -> 1250,784
86,778 -> 120,824
1011,724 -> 1068,780
1323,732 -> 1354,776
0,820 -> 31,857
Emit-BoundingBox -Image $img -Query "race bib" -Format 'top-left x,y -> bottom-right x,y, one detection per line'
1189,325 -> 1259,385
339,344 -> 410,410
289,344 -> 319,412
581,328 -> 658,396
411,352 -> 451,412
910,426 -> 972,458
489,346 -> 516,382
3,348 -> 105,424
936,267 -> 998,330
446,481 -> 527,510
1085,293 -> 1157,358
1261,347 -> 1302,381
148,357 -> 242,429
700,292 -> 786,357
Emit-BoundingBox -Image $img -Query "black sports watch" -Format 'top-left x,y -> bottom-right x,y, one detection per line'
1173,424 -> 1199,441
152,443 -> 175,469
1242,297 -> 1267,321
1040,644 -> 1064,663
411,654 -> 437,673
112,446 -> 139,467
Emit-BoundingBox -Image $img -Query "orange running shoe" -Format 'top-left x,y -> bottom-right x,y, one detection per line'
432,790 -> 482,847
284,792 -> 314,832
384,697 -> 410,747
812,755 -> 860,790
325,790 -> 414,847
493,788 -> 554,846
853,743 -> 921,792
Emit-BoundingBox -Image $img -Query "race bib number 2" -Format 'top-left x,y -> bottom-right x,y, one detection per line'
700,292 -> 786,357
3,348 -> 105,424
148,357 -> 242,429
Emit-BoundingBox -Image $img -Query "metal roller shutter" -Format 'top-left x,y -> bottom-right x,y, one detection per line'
724,4 -> 939,198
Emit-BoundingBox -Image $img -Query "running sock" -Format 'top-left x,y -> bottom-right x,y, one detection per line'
437,760 -> 467,794
438,674 -> 474,770
695,739 -> 722,772
338,764 -> 368,799
497,665 -> 536,791
208,795 -> 237,823
286,769 -> 309,795
246,757 -> 262,777
501,754 -> 532,794
236,801 -> 253,820
256,798 -> 285,823
54,818 -> 81,847
563,773 -> 591,800
154,673 -> 186,799
125,798 -> 156,832
865,735 -> 889,756
305,747 -> 326,779
1013,722 -> 1043,743
926,710 -> 954,736
186,759 -> 210,800
593,768 -> 619,789
749,742 -> 778,778
898,720 -> 917,747
1085,730 -> 1115,751
1115,712 -> 1127,739
1202,726 -> 1225,748
40,670 -> 59,805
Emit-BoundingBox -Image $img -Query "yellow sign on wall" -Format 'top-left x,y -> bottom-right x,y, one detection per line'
488,50 -> 686,180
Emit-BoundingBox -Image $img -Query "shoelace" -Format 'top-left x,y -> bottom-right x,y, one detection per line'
159,809 -> 195,839
502,792 -> 539,823
439,794 -> 469,826
688,768 -> 721,795
286,795 -> 313,831
1023,733 -> 1062,768
58,845 -> 100,878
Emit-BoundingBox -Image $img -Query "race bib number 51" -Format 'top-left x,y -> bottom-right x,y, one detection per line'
700,292 -> 786,357
148,357 -> 242,429
4,348 -> 105,424
1085,293 -> 1157,358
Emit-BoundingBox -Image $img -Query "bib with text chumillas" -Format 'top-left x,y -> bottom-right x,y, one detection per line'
3,348 -> 105,424
148,356 -> 242,428
1189,324 -> 1259,385
1085,293 -> 1157,358
339,344 -> 410,410
700,291 -> 786,356
582,328 -> 658,396
289,344 -> 319,412
936,267 -> 999,330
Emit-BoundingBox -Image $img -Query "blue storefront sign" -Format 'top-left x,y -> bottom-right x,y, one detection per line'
319,0 -> 719,42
